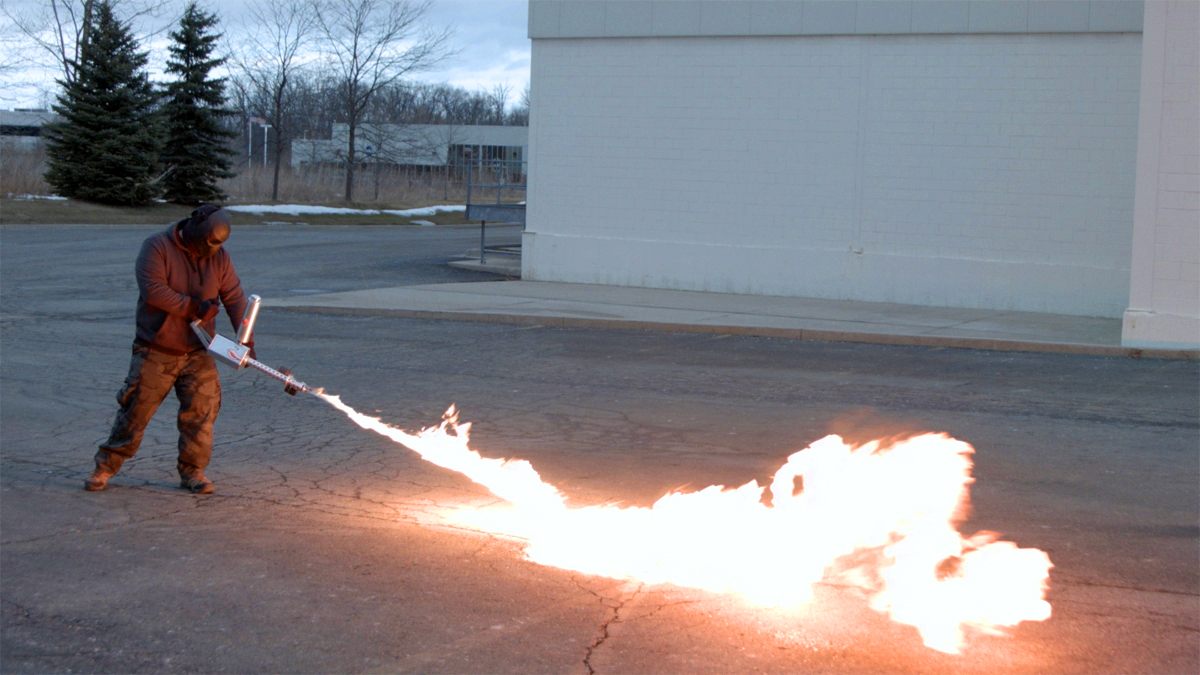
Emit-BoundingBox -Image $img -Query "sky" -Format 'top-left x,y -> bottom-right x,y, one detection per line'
0,0 -> 531,110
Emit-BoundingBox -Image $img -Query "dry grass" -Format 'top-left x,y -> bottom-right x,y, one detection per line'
1,150 -> 522,225
0,149 -> 490,205
0,147 -> 52,197
223,162 -> 482,204
221,162 -> 525,206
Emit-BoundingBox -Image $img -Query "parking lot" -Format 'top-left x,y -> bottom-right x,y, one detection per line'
2,222 -> 1196,674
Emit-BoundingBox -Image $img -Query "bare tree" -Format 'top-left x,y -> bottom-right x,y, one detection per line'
236,0 -> 316,201
508,80 -> 530,125
489,82 -> 509,124
310,0 -> 451,201
0,7 -> 25,82
1,0 -> 174,87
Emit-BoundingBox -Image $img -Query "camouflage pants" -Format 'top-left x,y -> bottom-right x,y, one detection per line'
96,345 -> 221,478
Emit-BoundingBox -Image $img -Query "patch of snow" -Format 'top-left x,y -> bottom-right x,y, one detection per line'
8,193 -> 67,200
410,220 -> 436,227
224,203 -> 466,218
383,205 -> 465,217
226,204 -> 382,216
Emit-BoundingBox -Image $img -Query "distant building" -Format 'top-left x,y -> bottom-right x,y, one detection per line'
522,0 -> 1198,349
292,124 -> 529,173
1,110 -> 59,152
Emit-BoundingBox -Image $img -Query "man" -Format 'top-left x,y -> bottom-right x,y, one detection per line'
86,205 -> 252,494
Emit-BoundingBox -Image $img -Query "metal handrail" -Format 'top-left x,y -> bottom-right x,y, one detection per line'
468,183 -> 524,190
465,158 -> 526,265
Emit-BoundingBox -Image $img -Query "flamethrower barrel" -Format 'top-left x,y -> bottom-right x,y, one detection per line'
243,357 -> 315,395
237,295 -> 262,345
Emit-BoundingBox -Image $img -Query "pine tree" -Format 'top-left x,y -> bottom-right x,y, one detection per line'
43,0 -> 162,206
160,2 -> 236,204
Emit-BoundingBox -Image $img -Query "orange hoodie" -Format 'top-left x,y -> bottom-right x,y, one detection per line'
133,219 -> 247,355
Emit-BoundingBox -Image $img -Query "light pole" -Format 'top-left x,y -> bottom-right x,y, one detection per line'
260,124 -> 272,167
248,116 -> 268,166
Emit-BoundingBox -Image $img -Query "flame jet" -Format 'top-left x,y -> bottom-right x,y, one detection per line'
317,393 -> 1052,654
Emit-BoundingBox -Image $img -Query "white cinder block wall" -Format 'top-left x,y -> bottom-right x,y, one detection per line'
524,0 -> 1147,318
1122,0 -> 1200,348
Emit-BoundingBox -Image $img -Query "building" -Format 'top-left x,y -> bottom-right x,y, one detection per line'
0,109 -> 59,152
522,0 -> 1199,349
292,124 -> 529,173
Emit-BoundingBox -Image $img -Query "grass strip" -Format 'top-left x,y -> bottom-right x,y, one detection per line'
1,198 -> 483,227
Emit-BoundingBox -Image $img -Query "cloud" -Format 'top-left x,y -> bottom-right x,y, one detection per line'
412,0 -> 530,96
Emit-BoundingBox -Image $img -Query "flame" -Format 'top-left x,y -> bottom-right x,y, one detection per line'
316,393 -> 1052,654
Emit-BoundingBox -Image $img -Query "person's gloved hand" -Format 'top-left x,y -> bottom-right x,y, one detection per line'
280,367 -> 299,396
243,339 -> 256,360
193,297 -> 220,322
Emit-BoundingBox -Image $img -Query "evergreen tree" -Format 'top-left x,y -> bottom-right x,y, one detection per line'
43,0 -> 162,206
160,2 -> 236,204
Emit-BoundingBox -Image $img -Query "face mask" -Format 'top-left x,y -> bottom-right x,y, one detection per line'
193,222 -> 230,258
181,206 -> 231,258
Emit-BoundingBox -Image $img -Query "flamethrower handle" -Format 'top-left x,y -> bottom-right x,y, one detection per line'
190,319 -> 213,348
237,295 -> 262,345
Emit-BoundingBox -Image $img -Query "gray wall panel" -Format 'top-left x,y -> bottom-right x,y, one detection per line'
529,0 -> 560,38
748,0 -> 805,35
700,1 -> 753,36
800,0 -> 857,34
528,0 -> 1143,38
1089,0 -> 1143,31
856,0 -> 913,34
911,0 -> 970,33
606,1 -> 653,36
652,1 -> 702,36
1028,0 -> 1092,32
967,1 -> 1029,33
559,0 -> 606,38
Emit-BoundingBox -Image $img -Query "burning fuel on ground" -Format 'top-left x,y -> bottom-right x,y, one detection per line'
314,392 -> 1053,655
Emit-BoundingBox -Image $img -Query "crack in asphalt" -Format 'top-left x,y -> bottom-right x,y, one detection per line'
579,580 -> 644,675
0,495 -> 205,546
2,597 -> 122,635
621,598 -> 700,624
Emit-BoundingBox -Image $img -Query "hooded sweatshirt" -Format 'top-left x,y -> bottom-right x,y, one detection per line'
133,219 -> 248,355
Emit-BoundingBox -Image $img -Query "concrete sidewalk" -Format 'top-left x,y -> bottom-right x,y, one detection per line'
268,280 -> 1197,359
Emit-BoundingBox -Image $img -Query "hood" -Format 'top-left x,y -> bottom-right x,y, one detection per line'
175,205 -> 231,258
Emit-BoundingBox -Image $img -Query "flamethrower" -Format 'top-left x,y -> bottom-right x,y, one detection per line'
190,294 -> 321,396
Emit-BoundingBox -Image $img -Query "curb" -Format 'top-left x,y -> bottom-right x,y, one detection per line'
447,259 -> 521,276
268,305 -> 1199,360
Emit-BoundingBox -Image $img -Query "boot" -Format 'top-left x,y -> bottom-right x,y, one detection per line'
87,450 -> 125,491
84,467 -> 114,491
180,472 -> 214,494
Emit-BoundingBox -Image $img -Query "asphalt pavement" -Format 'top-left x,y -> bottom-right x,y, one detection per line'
1,223 -> 1197,674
